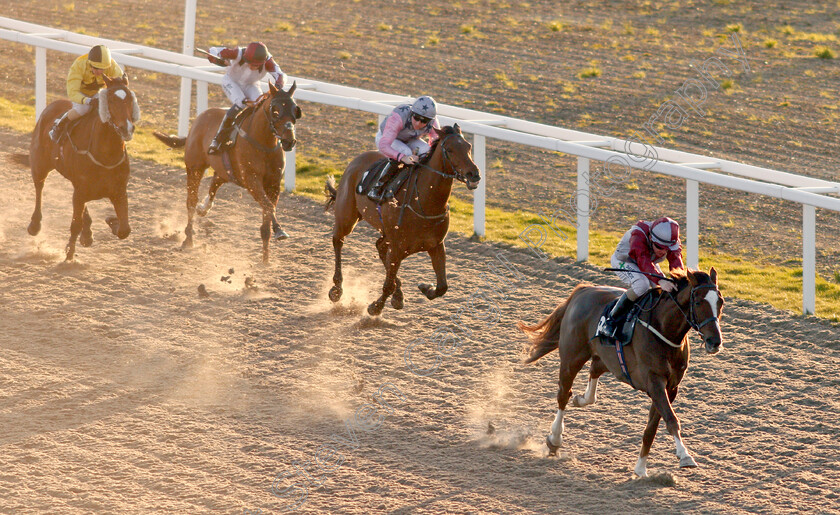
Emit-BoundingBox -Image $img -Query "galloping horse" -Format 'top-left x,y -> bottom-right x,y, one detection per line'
518,268 -> 724,477
28,75 -> 139,261
153,82 -> 300,263
324,124 -> 481,316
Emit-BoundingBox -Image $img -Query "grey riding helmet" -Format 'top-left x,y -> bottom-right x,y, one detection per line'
410,96 -> 437,119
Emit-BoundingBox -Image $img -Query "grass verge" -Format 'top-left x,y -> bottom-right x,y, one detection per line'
3,97 -> 838,322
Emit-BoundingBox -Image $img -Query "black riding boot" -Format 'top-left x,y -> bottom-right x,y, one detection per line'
49,112 -> 71,142
208,105 -> 241,155
367,160 -> 398,202
603,291 -> 634,338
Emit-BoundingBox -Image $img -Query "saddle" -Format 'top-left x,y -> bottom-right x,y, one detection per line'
595,299 -> 642,346
356,158 -> 393,195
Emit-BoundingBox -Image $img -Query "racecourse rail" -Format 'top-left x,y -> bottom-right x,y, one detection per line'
2,16 -> 840,315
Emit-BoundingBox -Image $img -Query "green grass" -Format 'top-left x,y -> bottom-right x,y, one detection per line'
2,97 -> 839,321
814,46 -> 836,59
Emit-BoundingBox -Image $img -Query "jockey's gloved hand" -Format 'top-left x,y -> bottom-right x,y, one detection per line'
660,280 -> 677,293
83,96 -> 93,105
400,154 -> 419,165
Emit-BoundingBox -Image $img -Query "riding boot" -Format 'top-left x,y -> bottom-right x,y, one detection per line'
49,112 -> 71,142
367,160 -> 398,202
603,291 -> 635,338
208,105 -> 241,155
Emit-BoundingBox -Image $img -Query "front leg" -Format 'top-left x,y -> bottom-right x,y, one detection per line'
418,241 -> 448,300
368,249 -> 404,316
65,192 -> 86,261
647,379 -> 695,472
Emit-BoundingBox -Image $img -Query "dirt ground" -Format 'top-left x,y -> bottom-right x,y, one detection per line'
2,1 -> 840,513
0,0 -> 839,276
1,123 -> 840,514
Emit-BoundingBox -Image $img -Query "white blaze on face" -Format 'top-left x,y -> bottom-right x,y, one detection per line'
704,289 -> 719,318
113,89 -> 127,100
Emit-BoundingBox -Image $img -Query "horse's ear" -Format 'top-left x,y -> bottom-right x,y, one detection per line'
686,270 -> 698,287
269,81 -> 278,94
103,75 -> 113,87
453,123 -> 461,134
430,126 -> 441,138
709,267 -> 717,285
288,81 -> 297,96
121,73 -> 129,87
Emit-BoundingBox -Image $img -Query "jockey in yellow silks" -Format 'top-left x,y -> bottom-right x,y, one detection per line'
49,44 -> 124,142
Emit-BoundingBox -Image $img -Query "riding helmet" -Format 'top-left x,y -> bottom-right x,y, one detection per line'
650,217 -> 680,247
244,42 -> 269,65
411,96 -> 437,119
88,44 -> 112,70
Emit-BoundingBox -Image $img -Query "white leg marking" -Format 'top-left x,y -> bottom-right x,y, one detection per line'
198,194 -> 214,215
548,409 -> 565,447
674,434 -> 698,467
704,290 -> 719,318
634,455 -> 648,477
573,377 -> 600,407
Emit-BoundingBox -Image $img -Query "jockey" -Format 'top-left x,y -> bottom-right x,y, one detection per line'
207,42 -> 288,154
601,217 -> 685,339
49,45 -> 124,142
367,95 -> 441,202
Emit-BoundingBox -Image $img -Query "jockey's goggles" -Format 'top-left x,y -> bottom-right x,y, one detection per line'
412,113 -> 431,124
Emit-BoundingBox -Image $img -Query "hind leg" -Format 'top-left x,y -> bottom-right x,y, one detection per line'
196,175 -> 225,217
572,356 -> 607,407
79,207 -> 93,247
546,347 -> 591,455
183,167 -> 203,249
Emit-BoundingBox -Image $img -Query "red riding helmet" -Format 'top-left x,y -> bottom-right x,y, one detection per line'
650,217 -> 680,247
243,42 -> 269,65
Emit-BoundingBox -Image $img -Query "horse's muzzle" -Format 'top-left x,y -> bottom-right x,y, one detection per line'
282,138 -> 297,151
704,337 -> 721,354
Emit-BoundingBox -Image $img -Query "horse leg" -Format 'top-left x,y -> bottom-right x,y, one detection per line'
418,241 -> 448,300
196,175 -> 224,217
329,230 -> 346,302
79,207 -> 93,247
65,192 -> 86,261
646,380 -> 695,472
368,249 -> 403,316
376,236 -> 403,310
183,167 -> 202,249
572,356 -> 607,407
260,174 -> 283,263
27,163 -> 50,236
106,193 -> 131,239
546,350 -> 590,455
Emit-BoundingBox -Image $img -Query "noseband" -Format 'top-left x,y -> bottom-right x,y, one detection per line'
669,283 -> 720,332
417,134 -> 472,184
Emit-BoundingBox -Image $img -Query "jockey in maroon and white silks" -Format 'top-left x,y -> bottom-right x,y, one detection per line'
207,42 -> 287,154
601,217 -> 685,338
366,96 -> 441,202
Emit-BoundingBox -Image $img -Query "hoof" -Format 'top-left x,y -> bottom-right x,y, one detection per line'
181,238 -> 194,250
328,286 -> 343,303
391,294 -> 404,310
80,233 -> 93,247
367,302 -> 383,317
571,395 -> 582,408
27,220 -> 41,236
418,283 -> 434,300
679,455 -> 697,468
274,229 -> 289,240
545,435 -> 560,456
105,215 -> 120,236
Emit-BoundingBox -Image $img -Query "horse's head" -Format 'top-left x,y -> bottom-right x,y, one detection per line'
672,268 -> 724,354
100,75 -> 140,141
430,124 -> 482,190
266,81 -> 301,151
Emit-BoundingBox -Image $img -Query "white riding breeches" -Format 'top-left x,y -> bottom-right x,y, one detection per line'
71,102 -> 93,116
375,133 -> 431,158
222,75 -> 263,108
610,254 -> 661,298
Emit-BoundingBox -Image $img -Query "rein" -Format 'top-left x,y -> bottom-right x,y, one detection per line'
235,95 -> 286,154
64,121 -> 127,169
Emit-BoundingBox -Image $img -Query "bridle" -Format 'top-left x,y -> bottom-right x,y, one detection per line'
415,133 -> 473,184
236,93 -> 297,153
62,87 -> 129,169
668,282 -> 721,332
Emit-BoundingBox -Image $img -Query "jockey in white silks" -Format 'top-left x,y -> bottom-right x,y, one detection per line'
206,42 -> 287,154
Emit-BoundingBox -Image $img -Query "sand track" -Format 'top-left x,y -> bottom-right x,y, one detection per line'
1,128 -> 839,513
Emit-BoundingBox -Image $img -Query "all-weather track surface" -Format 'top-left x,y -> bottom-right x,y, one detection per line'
1,128 -> 839,513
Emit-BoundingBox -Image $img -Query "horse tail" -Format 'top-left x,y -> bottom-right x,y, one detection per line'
324,175 -> 337,212
518,284 -> 590,364
152,131 -> 187,149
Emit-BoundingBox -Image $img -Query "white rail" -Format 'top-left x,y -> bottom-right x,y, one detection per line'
2,17 -> 839,314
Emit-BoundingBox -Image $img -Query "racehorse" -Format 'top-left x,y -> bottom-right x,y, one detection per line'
153,82 -> 300,263
324,124 -> 481,316
28,75 -> 139,261
518,268 -> 724,477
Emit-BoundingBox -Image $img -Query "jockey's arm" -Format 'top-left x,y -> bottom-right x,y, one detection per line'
264,58 -> 287,87
377,112 -> 404,161
66,57 -> 87,104
426,117 -> 441,144
666,245 -> 685,271
628,231 -> 661,285
209,46 -> 240,64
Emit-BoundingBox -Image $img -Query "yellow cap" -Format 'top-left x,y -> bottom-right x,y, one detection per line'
88,44 -> 111,69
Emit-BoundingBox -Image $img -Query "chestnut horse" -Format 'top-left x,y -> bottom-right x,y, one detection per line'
153,82 -> 300,262
28,75 -> 139,261
324,124 -> 481,316
519,268 -> 724,477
